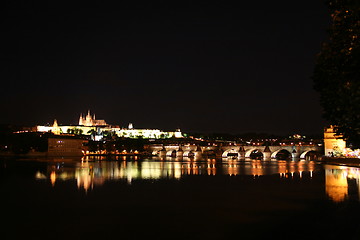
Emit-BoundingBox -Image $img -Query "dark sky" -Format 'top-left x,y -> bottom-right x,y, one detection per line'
1,1 -> 330,135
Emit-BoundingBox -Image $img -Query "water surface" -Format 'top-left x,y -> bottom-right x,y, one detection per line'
1,157 -> 359,239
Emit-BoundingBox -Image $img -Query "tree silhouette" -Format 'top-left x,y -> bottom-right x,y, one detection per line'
313,0 -> 360,148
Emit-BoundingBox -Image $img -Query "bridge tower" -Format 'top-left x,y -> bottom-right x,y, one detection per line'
324,126 -> 346,156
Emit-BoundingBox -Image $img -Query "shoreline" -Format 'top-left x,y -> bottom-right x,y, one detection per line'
318,156 -> 360,167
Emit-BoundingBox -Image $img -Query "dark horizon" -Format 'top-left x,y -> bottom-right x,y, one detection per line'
1,1 -> 330,136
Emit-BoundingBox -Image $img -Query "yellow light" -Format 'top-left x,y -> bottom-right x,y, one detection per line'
50,171 -> 56,187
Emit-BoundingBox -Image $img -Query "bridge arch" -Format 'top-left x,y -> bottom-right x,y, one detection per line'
271,149 -> 292,159
245,149 -> 256,158
183,150 -> 195,157
222,149 -> 239,158
166,150 -> 176,157
300,150 -> 320,160
152,150 -> 160,156
245,149 -> 263,159
271,150 -> 280,158
203,149 -> 217,157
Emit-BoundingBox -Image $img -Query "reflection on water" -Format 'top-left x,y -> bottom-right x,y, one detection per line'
325,165 -> 360,202
9,156 -> 360,202
224,159 -> 316,178
33,156 -> 321,191
3,156 -> 360,240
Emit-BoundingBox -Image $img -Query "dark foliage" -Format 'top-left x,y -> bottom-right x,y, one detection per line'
0,125 -> 50,153
313,0 -> 360,148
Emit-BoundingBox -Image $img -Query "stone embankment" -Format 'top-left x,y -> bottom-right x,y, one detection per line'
319,156 -> 360,167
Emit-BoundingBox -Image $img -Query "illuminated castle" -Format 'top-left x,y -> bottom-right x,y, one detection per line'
79,110 -> 107,126
36,111 -> 183,140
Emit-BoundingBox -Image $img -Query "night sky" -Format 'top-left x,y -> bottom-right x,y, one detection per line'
1,1 -> 330,135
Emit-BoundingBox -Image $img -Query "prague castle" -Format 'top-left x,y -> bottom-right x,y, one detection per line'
79,111 -> 107,126
36,111 -> 183,140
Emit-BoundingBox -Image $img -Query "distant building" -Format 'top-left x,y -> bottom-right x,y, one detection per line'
36,111 -> 183,140
115,127 -> 182,139
48,137 -> 87,157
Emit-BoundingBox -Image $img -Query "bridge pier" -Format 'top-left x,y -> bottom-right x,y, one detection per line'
176,146 -> 184,158
263,146 -> 271,160
239,146 -> 246,159
159,146 -> 167,158
194,146 -> 202,159
291,148 -> 301,159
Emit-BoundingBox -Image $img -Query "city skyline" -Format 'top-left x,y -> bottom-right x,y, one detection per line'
1,1 -> 330,135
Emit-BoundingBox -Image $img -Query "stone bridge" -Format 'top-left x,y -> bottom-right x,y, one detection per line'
147,144 -> 322,160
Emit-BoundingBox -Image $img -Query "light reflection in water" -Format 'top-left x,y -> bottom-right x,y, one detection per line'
325,165 -> 360,202
50,171 -> 56,187
222,159 -> 315,178
34,157 -> 325,192
251,160 -> 263,177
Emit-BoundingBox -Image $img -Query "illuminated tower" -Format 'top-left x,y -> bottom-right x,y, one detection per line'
85,110 -> 92,125
324,126 -> 346,156
52,119 -> 60,135
79,114 -> 84,125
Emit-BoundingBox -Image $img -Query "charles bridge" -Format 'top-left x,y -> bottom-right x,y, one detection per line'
147,143 -> 322,160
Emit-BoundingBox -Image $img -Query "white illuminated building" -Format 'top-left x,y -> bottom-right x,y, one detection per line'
36,111 -> 183,140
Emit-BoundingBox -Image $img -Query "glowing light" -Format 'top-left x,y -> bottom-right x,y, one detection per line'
35,171 -> 47,179
342,148 -> 360,158
50,171 -> 56,187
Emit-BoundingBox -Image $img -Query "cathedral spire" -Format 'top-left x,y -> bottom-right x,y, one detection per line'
53,119 -> 58,128
79,113 -> 83,125
52,119 -> 60,135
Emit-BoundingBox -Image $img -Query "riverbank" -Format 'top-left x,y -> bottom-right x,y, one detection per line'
319,156 -> 360,167
0,151 -> 47,157
0,151 -> 151,158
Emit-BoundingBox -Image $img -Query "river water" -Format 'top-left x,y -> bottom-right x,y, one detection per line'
1,156 -> 360,239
